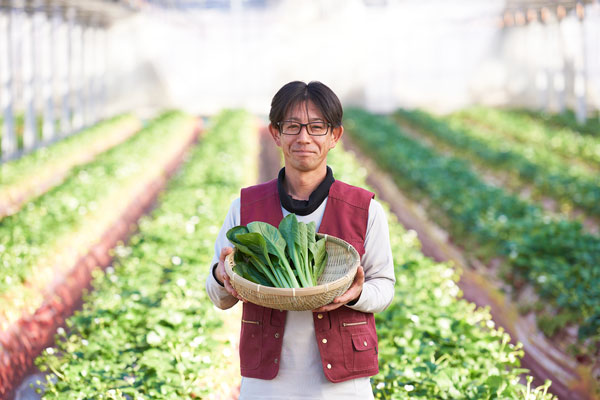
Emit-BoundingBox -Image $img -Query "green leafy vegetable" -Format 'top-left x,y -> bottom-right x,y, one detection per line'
311,237 -> 328,285
227,230 -> 280,286
247,221 -> 300,288
227,214 -> 327,288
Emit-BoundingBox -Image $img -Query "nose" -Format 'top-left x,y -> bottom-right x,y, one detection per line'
296,125 -> 311,142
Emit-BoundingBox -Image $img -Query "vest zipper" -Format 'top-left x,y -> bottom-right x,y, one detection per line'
242,319 -> 261,325
342,321 -> 367,327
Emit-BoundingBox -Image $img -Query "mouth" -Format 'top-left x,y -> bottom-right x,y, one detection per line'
293,149 -> 314,155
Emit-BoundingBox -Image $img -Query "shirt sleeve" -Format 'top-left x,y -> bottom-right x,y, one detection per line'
346,198 -> 396,314
205,197 -> 241,310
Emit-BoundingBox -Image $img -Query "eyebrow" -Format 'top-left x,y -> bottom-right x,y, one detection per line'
284,117 -> 326,122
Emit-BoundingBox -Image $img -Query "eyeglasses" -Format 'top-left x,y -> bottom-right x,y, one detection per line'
277,121 -> 331,136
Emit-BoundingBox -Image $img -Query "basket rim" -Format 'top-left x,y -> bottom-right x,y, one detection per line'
225,233 -> 360,297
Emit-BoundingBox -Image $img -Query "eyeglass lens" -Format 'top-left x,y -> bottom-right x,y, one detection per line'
280,121 -> 329,136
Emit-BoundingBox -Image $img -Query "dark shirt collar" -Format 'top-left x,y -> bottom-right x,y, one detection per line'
277,167 -> 335,216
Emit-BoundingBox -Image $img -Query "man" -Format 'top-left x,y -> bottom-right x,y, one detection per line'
206,81 -> 395,399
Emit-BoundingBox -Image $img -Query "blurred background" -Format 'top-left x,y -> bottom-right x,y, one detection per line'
2,2 -> 600,399
1,0 -> 599,161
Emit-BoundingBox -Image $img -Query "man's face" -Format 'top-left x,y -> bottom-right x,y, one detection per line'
269,100 -> 343,174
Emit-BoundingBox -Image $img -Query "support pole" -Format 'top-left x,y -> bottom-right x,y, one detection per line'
83,20 -> 94,127
71,18 -> 83,131
1,2 -> 16,160
555,5 -> 568,113
22,3 -> 37,151
100,25 -> 108,120
91,22 -> 101,125
541,8 -> 553,113
528,10 -> 547,110
88,22 -> 95,125
575,2 -> 588,124
60,7 -> 73,137
81,22 -> 88,127
42,2 -> 56,143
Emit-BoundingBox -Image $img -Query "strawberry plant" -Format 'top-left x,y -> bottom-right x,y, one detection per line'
450,107 -> 600,163
328,141 -> 555,399
395,108 -> 600,217
0,111 -> 195,327
34,110 -> 257,398
345,108 -> 600,346
1,114 -> 141,218
510,108 -> 600,138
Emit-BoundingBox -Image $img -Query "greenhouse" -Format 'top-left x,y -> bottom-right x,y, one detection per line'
0,0 -> 599,399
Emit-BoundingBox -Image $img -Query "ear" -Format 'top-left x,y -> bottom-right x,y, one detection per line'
329,125 -> 344,149
269,123 -> 282,147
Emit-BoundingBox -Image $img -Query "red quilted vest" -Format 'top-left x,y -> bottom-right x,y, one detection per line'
239,178 -> 379,383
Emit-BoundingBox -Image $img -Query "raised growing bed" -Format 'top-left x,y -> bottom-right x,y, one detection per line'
31,110 -> 258,399
0,114 -> 142,219
343,135 -> 600,400
344,108 -> 600,399
0,111 -> 201,398
460,107 -> 600,153
394,108 -> 600,218
322,140 -> 554,399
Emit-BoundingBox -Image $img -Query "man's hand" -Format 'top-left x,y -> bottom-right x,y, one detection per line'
215,247 -> 246,303
312,266 -> 364,312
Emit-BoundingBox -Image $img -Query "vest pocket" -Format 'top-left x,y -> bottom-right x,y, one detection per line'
342,332 -> 378,371
240,319 -> 262,370
342,321 -> 367,327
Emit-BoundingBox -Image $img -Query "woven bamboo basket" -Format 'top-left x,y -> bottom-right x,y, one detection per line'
224,233 -> 360,311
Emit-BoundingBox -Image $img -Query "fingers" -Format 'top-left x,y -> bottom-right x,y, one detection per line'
313,266 -> 366,312
333,287 -> 359,304
355,266 -> 365,284
332,266 -> 365,304
219,246 -> 233,261
313,302 -> 343,313
223,275 -> 246,302
216,247 -> 244,302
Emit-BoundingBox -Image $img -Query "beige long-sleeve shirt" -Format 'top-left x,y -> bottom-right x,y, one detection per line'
206,196 -> 395,400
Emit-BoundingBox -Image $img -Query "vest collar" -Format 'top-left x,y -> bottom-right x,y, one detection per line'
277,166 -> 335,216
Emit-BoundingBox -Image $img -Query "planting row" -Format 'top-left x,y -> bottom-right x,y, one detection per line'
0,114 -> 141,219
327,141 -> 554,399
513,108 -> 600,138
34,110 -> 257,399
345,108 -> 600,348
0,111 -> 196,329
450,107 -> 600,167
395,108 -> 600,217
32,108 -> 553,399
0,111 -> 198,396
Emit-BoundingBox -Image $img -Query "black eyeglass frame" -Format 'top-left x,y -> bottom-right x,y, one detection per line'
276,121 -> 332,136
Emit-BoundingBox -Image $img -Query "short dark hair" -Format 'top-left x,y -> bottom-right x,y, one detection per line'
269,81 -> 343,128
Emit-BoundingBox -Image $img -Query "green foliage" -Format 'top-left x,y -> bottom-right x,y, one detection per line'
1,114 -> 136,188
513,108 -> 600,138
227,214 -> 327,288
0,112 -> 182,298
395,108 -> 600,216
344,108 -> 600,344
35,109 -> 256,398
248,220 -> 302,287
327,139 -> 555,399
454,107 -> 600,163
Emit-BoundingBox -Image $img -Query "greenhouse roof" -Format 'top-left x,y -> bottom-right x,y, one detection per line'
505,0 -> 595,11
0,0 -> 138,25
